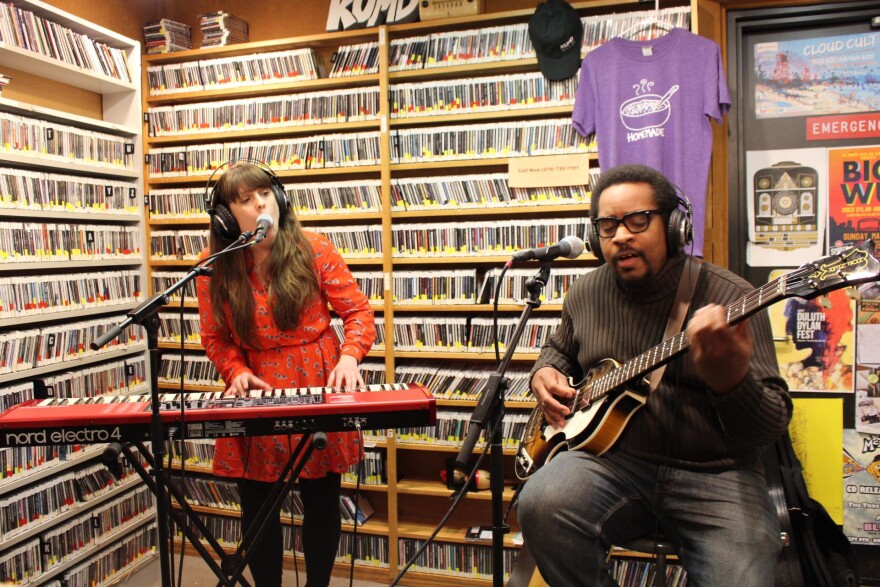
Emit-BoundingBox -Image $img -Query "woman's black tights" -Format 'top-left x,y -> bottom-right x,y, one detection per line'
239,473 -> 342,587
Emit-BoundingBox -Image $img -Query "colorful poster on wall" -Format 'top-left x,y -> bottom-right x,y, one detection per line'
856,296 -> 880,434
754,32 -> 880,120
745,148 -> 826,266
843,429 -> 880,545
769,269 -> 855,392
828,145 -> 880,255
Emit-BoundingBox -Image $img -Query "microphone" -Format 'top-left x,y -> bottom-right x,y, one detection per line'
510,236 -> 585,262
252,214 -> 274,244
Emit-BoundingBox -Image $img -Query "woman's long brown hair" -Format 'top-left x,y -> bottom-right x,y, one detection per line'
207,163 -> 318,346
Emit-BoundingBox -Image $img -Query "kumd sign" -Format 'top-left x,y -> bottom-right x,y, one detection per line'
326,0 -> 419,31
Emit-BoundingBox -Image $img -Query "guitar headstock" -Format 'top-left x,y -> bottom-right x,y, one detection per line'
785,240 -> 880,300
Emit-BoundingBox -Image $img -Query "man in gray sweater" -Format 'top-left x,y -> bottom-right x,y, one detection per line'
517,164 -> 791,586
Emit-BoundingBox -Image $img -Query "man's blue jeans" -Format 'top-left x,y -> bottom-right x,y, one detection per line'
517,449 -> 781,586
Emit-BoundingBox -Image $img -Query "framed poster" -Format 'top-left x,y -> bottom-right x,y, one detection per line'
754,32 -> 880,120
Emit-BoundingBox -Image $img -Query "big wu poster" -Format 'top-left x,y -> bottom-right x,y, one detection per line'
828,145 -> 880,255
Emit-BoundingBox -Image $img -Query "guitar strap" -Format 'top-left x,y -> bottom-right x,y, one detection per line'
648,255 -> 703,392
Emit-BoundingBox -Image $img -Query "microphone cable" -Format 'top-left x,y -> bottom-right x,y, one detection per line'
388,434 -> 493,587
491,247 -> 571,553
286,435 -> 301,587
193,233 -> 257,270
393,261 -> 520,585
347,423 -> 365,587
170,241 -> 250,587
173,272 -> 191,587
492,263 -> 512,367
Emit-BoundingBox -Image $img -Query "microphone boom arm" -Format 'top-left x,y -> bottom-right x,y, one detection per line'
91,232 -> 252,351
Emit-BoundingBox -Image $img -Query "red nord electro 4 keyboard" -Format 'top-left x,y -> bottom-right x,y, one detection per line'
0,383 -> 436,447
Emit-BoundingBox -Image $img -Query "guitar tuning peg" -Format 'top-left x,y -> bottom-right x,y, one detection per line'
846,287 -> 861,302
818,295 -> 832,309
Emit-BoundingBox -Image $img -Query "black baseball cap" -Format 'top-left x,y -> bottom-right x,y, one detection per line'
528,0 -> 583,81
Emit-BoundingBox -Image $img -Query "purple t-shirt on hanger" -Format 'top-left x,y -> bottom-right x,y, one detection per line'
572,27 -> 731,257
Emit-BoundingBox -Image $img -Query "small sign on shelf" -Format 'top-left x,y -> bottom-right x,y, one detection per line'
464,524 -> 493,542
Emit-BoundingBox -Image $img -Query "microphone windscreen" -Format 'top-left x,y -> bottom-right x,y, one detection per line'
257,213 -> 274,229
561,236 -> 585,259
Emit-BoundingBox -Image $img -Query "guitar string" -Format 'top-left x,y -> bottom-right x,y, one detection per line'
575,265 -> 821,412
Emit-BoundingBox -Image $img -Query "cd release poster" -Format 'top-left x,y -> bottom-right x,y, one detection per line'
843,429 -> 880,545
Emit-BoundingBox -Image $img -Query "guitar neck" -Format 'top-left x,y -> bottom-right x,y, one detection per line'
585,240 -> 880,398
595,273 -> 794,395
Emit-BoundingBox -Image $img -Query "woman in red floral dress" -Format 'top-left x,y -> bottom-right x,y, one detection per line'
196,162 -> 375,587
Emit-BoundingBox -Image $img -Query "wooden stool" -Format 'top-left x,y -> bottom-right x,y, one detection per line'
617,535 -> 677,587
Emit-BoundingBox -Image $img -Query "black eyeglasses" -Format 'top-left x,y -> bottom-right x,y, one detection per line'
594,210 -> 663,238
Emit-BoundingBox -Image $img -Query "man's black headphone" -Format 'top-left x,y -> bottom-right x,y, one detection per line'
204,158 -> 290,242
585,193 -> 693,264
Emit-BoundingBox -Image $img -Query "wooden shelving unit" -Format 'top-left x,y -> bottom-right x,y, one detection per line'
0,1 -> 155,582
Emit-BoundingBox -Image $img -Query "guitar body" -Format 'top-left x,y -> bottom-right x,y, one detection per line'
515,358 -> 647,480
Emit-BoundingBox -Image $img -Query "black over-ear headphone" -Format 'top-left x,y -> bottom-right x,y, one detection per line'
204,158 -> 291,242
586,193 -> 693,264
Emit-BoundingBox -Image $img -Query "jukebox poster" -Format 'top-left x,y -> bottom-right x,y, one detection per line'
746,148 -> 827,266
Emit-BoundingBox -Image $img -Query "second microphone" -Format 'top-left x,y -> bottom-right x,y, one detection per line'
510,236 -> 585,262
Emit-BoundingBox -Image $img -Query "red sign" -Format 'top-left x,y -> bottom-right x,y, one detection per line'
807,113 -> 880,141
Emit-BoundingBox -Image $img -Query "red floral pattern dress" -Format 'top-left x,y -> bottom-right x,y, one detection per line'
196,232 -> 375,482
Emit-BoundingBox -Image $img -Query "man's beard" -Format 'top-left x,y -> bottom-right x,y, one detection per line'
615,268 -> 655,290
612,250 -> 655,289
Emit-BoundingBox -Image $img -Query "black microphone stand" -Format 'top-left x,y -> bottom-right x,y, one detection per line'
454,260 -> 551,587
90,233 -> 254,587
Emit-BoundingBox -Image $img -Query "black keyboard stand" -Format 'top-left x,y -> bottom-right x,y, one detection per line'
105,431 -> 325,587
218,431 -> 327,587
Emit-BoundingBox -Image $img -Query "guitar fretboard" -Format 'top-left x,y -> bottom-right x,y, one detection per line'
584,266 -> 813,405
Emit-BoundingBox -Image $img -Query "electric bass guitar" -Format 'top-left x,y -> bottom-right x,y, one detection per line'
515,240 -> 880,481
